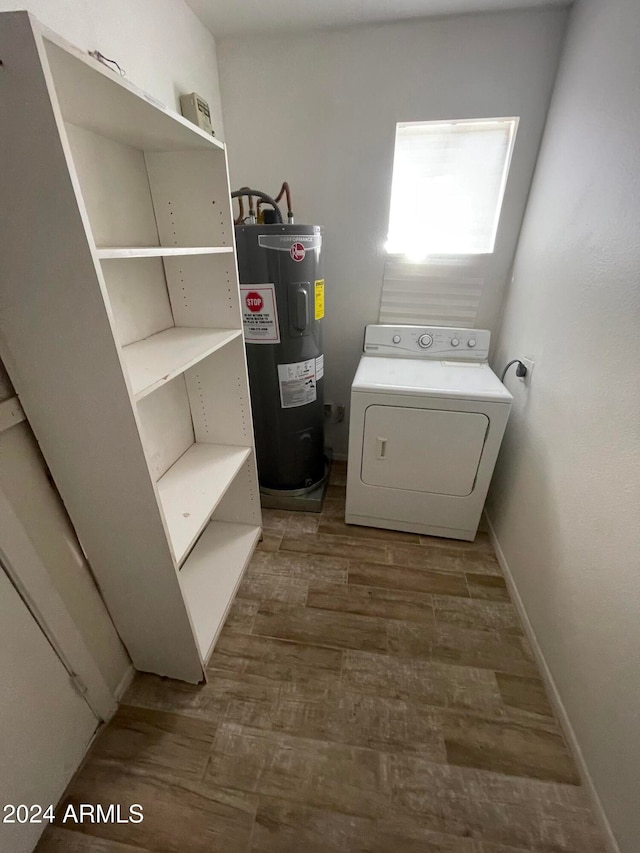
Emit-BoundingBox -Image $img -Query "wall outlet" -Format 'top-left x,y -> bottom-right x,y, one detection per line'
324,403 -> 345,423
520,357 -> 535,382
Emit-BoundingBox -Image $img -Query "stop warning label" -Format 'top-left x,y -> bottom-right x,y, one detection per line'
240,284 -> 280,343
245,291 -> 263,312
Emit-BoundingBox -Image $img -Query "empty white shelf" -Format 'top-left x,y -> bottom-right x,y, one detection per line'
157,443 -> 252,564
97,246 -> 233,259
43,32 -> 224,153
122,327 -> 242,400
180,521 -> 260,662
180,521 -> 261,661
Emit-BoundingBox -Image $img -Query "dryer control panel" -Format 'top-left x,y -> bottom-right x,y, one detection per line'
363,325 -> 490,361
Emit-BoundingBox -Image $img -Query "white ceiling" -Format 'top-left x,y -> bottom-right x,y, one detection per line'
187,0 -> 569,38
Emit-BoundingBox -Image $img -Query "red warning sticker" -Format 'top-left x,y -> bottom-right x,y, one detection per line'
290,242 -> 306,262
245,291 -> 263,312
240,284 -> 280,343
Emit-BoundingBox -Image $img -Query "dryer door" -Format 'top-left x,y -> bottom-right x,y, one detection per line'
361,405 -> 489,496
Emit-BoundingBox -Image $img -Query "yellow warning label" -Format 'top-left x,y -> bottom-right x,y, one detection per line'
314,280 -> 325,320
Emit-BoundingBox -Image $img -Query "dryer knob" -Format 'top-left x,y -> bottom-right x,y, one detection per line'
451,338 -> 460,347
418,333 -> 433,349
468,338 -> 477,348
392,335 -> 401,344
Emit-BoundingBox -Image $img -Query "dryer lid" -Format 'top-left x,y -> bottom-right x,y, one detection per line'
352,356 -> 513,403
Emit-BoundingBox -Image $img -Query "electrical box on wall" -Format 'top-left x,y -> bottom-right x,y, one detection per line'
520,357 -> 535,382
179,92 -> 214,136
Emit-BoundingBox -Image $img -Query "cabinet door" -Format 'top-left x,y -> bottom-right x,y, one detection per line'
361,405 -> 489,496
0,567 -> 99,853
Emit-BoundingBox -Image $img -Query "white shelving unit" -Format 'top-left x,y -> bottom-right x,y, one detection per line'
0,12 -> 261,682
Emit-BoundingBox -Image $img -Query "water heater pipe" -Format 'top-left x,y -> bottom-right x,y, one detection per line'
231,187 -> 283,223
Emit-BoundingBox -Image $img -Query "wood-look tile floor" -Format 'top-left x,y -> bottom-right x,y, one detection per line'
37,463 -> 606,853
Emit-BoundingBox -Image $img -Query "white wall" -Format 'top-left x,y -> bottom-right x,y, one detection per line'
487,0 -> 640,849
217,8 -> 568,455
0,0 -> 225,138
0,1 -> 225,691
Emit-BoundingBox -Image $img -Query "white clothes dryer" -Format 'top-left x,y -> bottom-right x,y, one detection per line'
346,325 -> 512,541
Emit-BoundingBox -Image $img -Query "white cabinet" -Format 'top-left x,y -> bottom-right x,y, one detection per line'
0,12 -> 261,683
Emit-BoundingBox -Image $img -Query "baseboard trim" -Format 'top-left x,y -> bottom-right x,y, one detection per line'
113,664 -> 135,706
484,510 -> 620,853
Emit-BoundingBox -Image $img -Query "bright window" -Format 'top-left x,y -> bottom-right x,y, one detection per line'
386,117 -> 518,259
